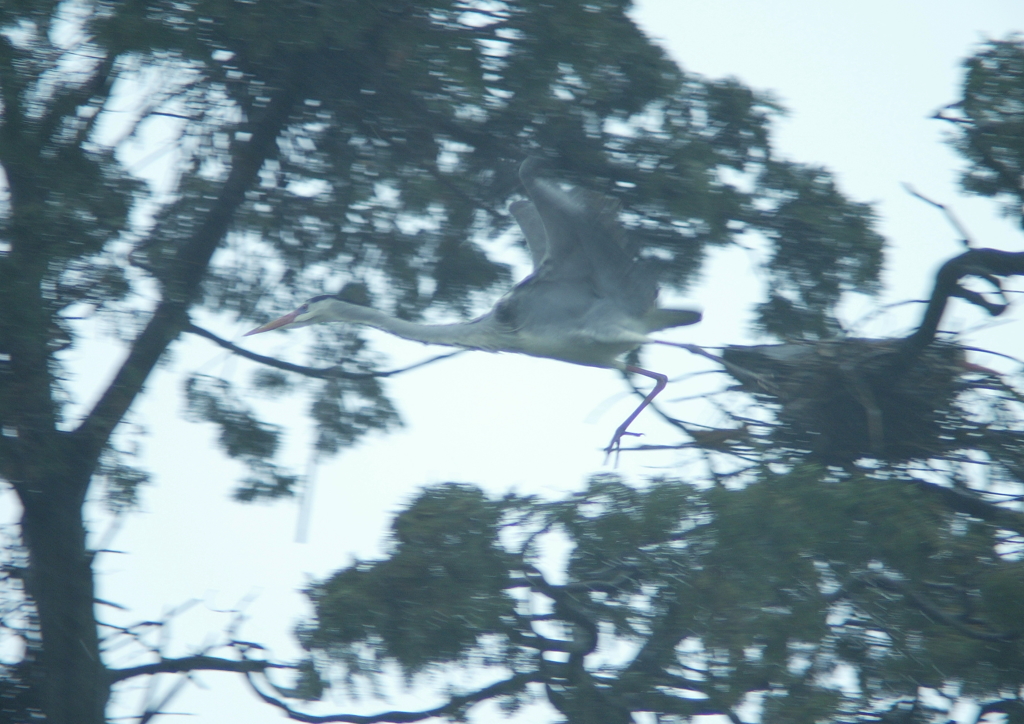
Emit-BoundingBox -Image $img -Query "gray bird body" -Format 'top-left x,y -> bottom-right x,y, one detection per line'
248,159 -> 701,451
250,159 -> 699,366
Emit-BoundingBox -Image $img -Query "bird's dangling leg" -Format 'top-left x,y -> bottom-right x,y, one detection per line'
604,365 -> 668,464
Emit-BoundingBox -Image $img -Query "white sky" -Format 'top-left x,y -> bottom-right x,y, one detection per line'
6,1 -> 1024,722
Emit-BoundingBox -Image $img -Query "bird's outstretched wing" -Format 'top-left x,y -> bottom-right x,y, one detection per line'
516,158 -> 657,319
509,199 -> 549,271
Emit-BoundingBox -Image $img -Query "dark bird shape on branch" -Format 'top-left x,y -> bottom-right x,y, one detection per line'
247,158 -> 702,454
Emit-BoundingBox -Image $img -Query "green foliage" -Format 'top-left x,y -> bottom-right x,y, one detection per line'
696,469 -> 1020,705
979,562 -> 1024,637
299,470 -> 1024,722
182,373 -> 297,499
249,368 -> 293,396
233,461 -> 299,503
0,655 -> 43,722
299,484 -> 513,676
951,38 -> 1024,227
304,333 -> 402,456
95,446 -> 152,513
184,374 -> 281,459
293,657 -> 326,701
272,657 -> 325,702
158,0 -> 885,338
752,161 -> 884,337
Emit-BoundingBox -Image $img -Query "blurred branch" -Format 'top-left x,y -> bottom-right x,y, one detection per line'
654,342 -> 779,393
904,248 -> 1024,354
73,65 -> 305,472
522,565 -> 600,657
622,600 -> 695,683
508,624 -> 576,652
902,184 -> 973,247
932,106 -> 973,125
244,670 -> 541,723
185,322 -> 464,378
106,654 -> 284,684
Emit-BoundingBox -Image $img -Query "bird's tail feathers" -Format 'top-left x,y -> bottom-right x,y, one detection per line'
644,307 -> 702,332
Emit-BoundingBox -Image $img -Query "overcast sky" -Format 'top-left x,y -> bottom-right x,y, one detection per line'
6,2 -> 1024,722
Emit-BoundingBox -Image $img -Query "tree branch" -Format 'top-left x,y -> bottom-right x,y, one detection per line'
654,342 -> 780,394
522,566 -> 600,657
244,671 -> 540,723
902,184 -> 973,247
904,248 -> 1024,353
508,627 -> 576,652
621,600 -> 692,680
184,322 -> 464,379
72,61 -> 305,475
106,654 -> 285,684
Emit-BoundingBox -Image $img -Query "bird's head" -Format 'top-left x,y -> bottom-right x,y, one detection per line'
245,294 -> 337,336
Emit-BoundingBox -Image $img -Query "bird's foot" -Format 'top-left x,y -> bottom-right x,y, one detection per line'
603,429 -> 642,466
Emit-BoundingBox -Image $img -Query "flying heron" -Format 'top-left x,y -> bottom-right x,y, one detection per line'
247,158 -> 702,454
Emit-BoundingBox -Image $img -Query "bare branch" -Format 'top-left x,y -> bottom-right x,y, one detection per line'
902,183 -> 974,247
654,342 -> 779,393
185,323 -> 464,379
149,111 -> 197,121
904,248 -> 1024,354
932,107 -> 973,125
106,654 -> 285,684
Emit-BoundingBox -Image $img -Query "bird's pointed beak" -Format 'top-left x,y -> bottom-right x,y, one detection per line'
245,310 -> 299,336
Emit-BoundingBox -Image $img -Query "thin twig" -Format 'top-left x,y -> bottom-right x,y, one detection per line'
902,183 -> 974,247
185,322 -> 464,379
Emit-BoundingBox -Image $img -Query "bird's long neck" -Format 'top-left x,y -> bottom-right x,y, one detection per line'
321,299 -> 501,350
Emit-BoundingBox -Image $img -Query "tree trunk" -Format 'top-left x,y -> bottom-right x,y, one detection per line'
2,57 -> 302,722
20,465 -> 108,724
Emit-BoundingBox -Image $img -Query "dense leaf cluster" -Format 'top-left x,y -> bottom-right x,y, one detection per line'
949,38 -> 1024,228
300,484 -> 514,673
300,471 -> 1024,723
